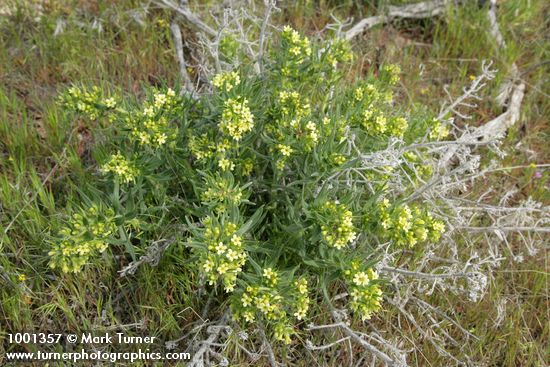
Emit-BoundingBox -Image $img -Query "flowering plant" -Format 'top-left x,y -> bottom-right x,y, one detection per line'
54,26 -> 446,343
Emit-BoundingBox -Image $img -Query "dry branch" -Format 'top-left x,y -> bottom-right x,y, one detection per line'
439,0 -> 525,167
187,312 -> 230,367
118,238 -> 176,277
308,312 -> 399,367
170,21 -> 196,94
344,0 -> 454,40
156,0 -> 217,36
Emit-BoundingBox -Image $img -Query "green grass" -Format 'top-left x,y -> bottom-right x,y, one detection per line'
1,0 -> 548,366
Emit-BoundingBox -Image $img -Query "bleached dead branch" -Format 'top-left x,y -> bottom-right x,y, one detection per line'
118,238 -> 176,277
437,60 -> 496,121
306,310 -> 404,367
439,0 -> 525,168
170,21 -> 196,95
257,0 -> 277,73
380,266 -> 479,279
156,0 -> 216,36
259,327 -> 279,367
187,312 -> 231,367
344,0 -> 456,40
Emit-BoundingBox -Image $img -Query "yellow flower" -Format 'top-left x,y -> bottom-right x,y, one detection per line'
353,272 -> 370,286
104,97 -> 116,108
226,249 -> 239,261
242,159 -> 254,175
203,259 -> 214,272
295,279 -> 308,294
367,268 -> 379,280
153,93 -> 167,108
215,241 -> 227,254
155,133 -> 167,145
383,64 -> 401,84
277,144 -> 293,157
354,87 -> 364,101
101,152 -> 139,183
320,202 -> 356,249
212,71 -> 241,92
432,220 -> 445,233
390,117 -> 408,136
143,106 -> 155,117
243,311 -> 255,323
218,157 -> 235,171
224,283 -> 235,293
217,263 -> 230,275
230,234 -> 242,247
242,293 -> 253,307
263,267 -> 278,285
219,98 -> 254,141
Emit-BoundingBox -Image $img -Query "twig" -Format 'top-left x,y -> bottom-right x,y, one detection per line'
439,0 -> 525,167
410,296 -> 479,340
380,266 -> 477,279
187,311 -> 230,367
344,0 -> 455,40
345,15 -> 387,40
259,326 -> 278,367
305,336 -> 351,351
386,298 -> 468,366
118,238 -> 176,277
257,0 -> 276,73
454,226 -> 550,233
330,312 -> 397,367
170,21 -> 195,95
156,0 -> 216,36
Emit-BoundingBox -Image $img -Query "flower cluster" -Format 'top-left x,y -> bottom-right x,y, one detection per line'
353,84 -> 393,104
344,261 -> 382,321
188,134 -> 241,173
219,34 -> 239,60
101,152 -> 139,184
128,115 -> 176,148
280,25 -> 311,67
428,118 -> 451,140
277,91 -> 311,119
361,108 -> 408,137
212,71 -> 241,92
231,269 -> 310,344
382,64 -> 401,85
200,173 -> 246,212
330,153 -> 347,166
318,201 -> 357,249
219,98 -> 254,141
267,90 -> 322,169
125,88 -> 178,149
324,38 -> 353,67
59,86 -> 116,120
188,133 -> 217,161
193,217 -> 247,293
48,205 -> 117,273
375,199 -> 445,247
293,278 -> 310,320
349,81 -> 409,138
